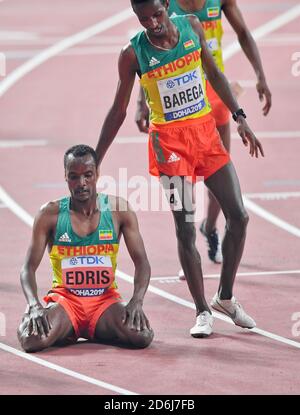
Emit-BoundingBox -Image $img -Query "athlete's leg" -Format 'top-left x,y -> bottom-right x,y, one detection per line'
94,302 -> 153,349
17,303 -> 74,353
205,122 -> 231,233
205,162 -> 249,300
161,174 -> 210,315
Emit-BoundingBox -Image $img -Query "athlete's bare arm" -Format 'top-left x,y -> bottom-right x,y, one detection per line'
189,15 -> 264,158
135,85 -> 150,134
113,197 -> 152,332
95,45 -> 139,166
222,0 -> 272,115
20,202 -> 58,338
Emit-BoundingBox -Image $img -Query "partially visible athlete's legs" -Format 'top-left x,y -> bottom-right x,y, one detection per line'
94,302 -> 153,349
17,303 -> 74,353
205,161 -> 249,300
205,122 -> 231,234
161,174 -> 210,315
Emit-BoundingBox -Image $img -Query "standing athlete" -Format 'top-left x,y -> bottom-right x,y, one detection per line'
18,145 -> 153,352
95,0 -> 264,337
135,0 -> 271,266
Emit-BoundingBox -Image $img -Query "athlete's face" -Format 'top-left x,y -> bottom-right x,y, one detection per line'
65,154 -> 98,202
133,0 -> 170,38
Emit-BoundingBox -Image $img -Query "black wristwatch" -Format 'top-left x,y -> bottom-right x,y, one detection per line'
232,108 -> 246,122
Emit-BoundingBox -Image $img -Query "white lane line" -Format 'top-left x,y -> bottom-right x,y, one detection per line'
243,196 -> 300,238
1,186 -> 299,351
244,192 -> 300,201
0,31 -> 39,41
0,7 -> 134,97
116,270 -> 300,350
0,139 -> 47,148
223,4 -> 300,60
151,270 -> 300,281
115,131 -> 300,143
0,342 -> 137,395
0,186 -> 34,227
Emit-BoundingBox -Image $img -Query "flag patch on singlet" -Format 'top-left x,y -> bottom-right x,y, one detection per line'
99,230 -> 113,240
183,39 -> 195,50
207,7 -> 219,18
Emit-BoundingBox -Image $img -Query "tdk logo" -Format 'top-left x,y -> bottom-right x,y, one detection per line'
171,70 -> 198,87
70,256 -> 105,265
167,80 -> 176,89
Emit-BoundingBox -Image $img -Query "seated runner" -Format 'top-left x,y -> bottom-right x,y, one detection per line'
17,145 -> 154,352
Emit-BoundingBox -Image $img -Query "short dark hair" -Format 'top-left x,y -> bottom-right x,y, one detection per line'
131,0 -> 166,6
64,144 -> 97,169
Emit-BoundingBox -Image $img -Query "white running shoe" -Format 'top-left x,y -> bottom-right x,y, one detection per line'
178,269 -> 186,280
190,311 -> 213,338
211,293 -> 256,329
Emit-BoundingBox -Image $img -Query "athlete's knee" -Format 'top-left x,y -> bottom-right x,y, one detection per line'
130,328 -> 154,349
17,318 -> 42,352
17,317 -> 59,353
235,209 -> 249,228
175,222 -> 196,247
227,208 -> 249,231
18,329 -> 48,353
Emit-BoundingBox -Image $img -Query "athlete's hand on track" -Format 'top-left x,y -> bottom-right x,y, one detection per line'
236,117 -> 265,158
23,304 -> 52,338
135,102 -> 150,134
123,299 -> 152,332
256,78 -> 272,116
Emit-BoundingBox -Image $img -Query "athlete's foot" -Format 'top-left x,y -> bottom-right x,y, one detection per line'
211,293 -> 256,329
190,311 -> 213,338
200,220 -> 222,264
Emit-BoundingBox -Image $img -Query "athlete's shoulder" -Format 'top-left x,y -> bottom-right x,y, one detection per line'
186,13 -> 200,25
38,199 -> 60,222
186,13 -> 203,34
221,0 -> 235,7
121,41 -> 135,56
119,42 -> 139,70
40,199 -> 60,214
32,199 -> 60,231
